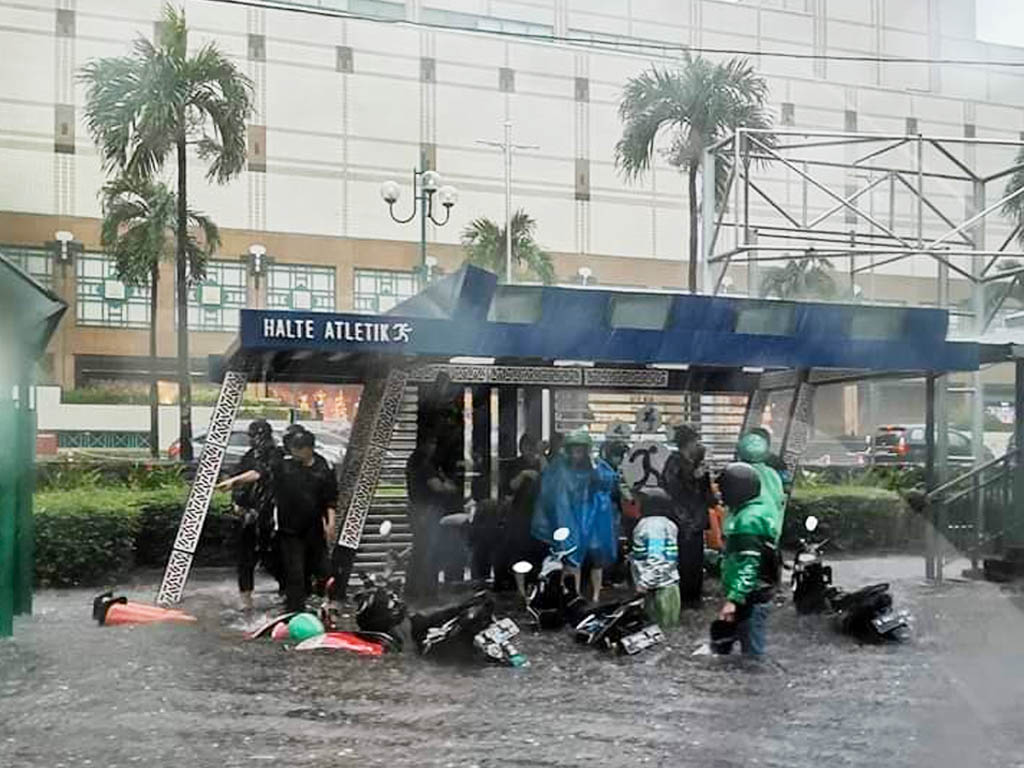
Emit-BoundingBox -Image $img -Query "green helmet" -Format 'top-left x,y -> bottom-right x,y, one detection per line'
562,429 -> 593,449
737,431 -> 770,463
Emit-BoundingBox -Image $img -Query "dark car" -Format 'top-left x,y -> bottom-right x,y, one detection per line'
868,425 -> 993,467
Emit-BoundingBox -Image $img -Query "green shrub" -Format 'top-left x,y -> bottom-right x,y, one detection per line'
34,488 -> 142,587
33,484 -> 240,586
134,487 -> 238,568
784,485 -> 918,552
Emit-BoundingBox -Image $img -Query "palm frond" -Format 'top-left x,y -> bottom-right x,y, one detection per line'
460,210 -> 553,283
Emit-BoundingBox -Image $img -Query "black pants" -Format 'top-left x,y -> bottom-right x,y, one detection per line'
237,508 -> 282,594
280,528 -> 327,613
677,527 -> 705,606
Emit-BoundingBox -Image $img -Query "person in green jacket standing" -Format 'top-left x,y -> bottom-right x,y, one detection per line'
736,430 -> 785,543
716,462 -> 779,656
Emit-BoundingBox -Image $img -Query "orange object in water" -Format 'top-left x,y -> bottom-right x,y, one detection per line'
705,505 -> 725,551
93,592 -> 197,626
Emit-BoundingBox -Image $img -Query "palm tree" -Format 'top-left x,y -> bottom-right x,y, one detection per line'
759,254 -> 838,300
100,176 -> 220,457
461,210 -> 555,284
80,4 -> 252,462
615,53 -> 773,293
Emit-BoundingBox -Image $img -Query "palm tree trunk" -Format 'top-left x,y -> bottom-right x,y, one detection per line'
176,132 -> 193,463
149,265 -> 160,459
687,164 -> 699,293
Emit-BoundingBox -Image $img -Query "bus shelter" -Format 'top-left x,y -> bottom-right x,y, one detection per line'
157,265 -> 983,605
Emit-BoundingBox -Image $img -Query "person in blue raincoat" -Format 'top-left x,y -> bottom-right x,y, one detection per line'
531,429 -> 618,602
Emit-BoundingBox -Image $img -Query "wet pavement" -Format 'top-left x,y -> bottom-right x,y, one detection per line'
2,556 -> 1024,768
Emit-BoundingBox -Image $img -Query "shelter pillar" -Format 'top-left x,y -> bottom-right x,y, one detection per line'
470,385 -> 492,501
524,387 -> 543,443
1014,359 -> 1024,549
497,386 -> 518,496
13,383 -> 35,616
925,374 -> 938,580
157,370 -> 248,605
0,401 -> 15,636
331,368 -> 410,598
741,389 -> 768,434
780,370 -> 815,475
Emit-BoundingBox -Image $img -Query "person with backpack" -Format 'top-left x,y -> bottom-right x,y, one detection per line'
630,488 -> 681,629
736,429 -> 786,542
715,462 -> 781,657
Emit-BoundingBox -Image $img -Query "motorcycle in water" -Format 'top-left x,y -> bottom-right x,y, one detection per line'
827,582 -> 909,642
515,527 -> 664,655
410,591 -> 527,667
513,527 -> 588,630
573,597 -> 665,655
791,515 -> 833,614
791,515 -> 909,643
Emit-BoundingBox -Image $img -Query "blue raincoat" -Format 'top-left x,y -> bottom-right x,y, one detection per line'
531,455 -> 619,568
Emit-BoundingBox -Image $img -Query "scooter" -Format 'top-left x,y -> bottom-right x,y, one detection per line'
294,521 -> 409,654
572,597 -> 666,655
827,582 -> 909,643
409,591 -> 527,667
791,515 -> 833,614
791,515 -> 909,643
513,527 -> 588,630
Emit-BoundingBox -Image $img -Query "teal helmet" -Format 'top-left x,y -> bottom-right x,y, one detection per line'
562,429 -> 593,449
737,431 -> 770,463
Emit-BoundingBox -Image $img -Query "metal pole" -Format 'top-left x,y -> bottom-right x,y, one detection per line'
971,179 -> 986,573
925,373 -> 936,581
504,120 -> 513,284
419,167 -> 428,271
702,147 -> 717,293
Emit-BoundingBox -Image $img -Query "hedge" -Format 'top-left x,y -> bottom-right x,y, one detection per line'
34,485 -> 239,587
784,485 -> 918,552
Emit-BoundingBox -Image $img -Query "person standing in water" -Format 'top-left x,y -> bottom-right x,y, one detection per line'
532,430 -> 617,602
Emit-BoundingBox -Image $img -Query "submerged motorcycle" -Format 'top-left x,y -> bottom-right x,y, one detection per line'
410,591 -> 527,667
515,527 -> 665,656
791,515 -> 909,643
791,515 -> 833,614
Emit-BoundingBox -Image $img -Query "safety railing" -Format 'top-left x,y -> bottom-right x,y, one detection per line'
925,449 -> 1019,573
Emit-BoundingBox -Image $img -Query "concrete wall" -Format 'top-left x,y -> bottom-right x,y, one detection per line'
35,386 -> 214,451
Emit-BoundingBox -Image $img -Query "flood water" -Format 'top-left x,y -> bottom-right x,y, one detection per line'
3,556 -> 1024,768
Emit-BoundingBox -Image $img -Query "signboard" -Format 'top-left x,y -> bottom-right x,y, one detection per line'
621,439 -> 671,491
257,315 -> 413,345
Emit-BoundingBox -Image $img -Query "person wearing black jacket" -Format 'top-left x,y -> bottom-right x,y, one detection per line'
660,424 -> 715,607
220,428 -> 337,612
228,419 -> 282,610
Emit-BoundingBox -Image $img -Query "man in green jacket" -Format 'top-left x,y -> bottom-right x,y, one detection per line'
736,430 -> 785,543
716,462 -> 779,657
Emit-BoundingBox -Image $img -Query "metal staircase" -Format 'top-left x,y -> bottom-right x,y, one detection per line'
350,386 -> 418,580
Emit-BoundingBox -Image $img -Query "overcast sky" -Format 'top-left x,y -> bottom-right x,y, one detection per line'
976,0 -> 1024,48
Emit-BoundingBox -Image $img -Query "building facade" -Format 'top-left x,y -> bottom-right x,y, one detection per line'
1,0 -> 1023,414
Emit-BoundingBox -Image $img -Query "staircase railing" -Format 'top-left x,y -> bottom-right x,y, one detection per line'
924,448 -> 1018,573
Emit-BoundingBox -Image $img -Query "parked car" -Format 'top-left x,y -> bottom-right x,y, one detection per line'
801,430 -> 869,467
168,419 -> 349,473
867,424 -> 993,467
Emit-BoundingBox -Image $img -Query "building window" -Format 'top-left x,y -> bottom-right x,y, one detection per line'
354,268 -> 419,313
2,245 -> 53,288
76,253 -> 150,328
267,263 -> 336,312
188,260 -> 248,332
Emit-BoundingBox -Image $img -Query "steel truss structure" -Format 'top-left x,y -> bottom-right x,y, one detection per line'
702,128 -> 1024,335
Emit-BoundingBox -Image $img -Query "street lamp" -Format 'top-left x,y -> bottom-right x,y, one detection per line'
380,168 -> 458,271
578,266 -> 593,286
47,230 -> 82,274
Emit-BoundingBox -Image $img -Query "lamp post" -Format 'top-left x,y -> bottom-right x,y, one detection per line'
477,121 -> 538,284
380,168 -> 458,276
578,266 -> 593,286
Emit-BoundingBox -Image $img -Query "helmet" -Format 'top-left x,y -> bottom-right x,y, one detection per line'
282,423 -> 307,453
718,462 -> 761,509
562,429 -> 592,449
355,587 -> 407,633
247,419 -> 272,442
737,432 -> 770,463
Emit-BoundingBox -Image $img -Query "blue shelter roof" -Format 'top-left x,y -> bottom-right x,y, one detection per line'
220,265 -> 979,383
